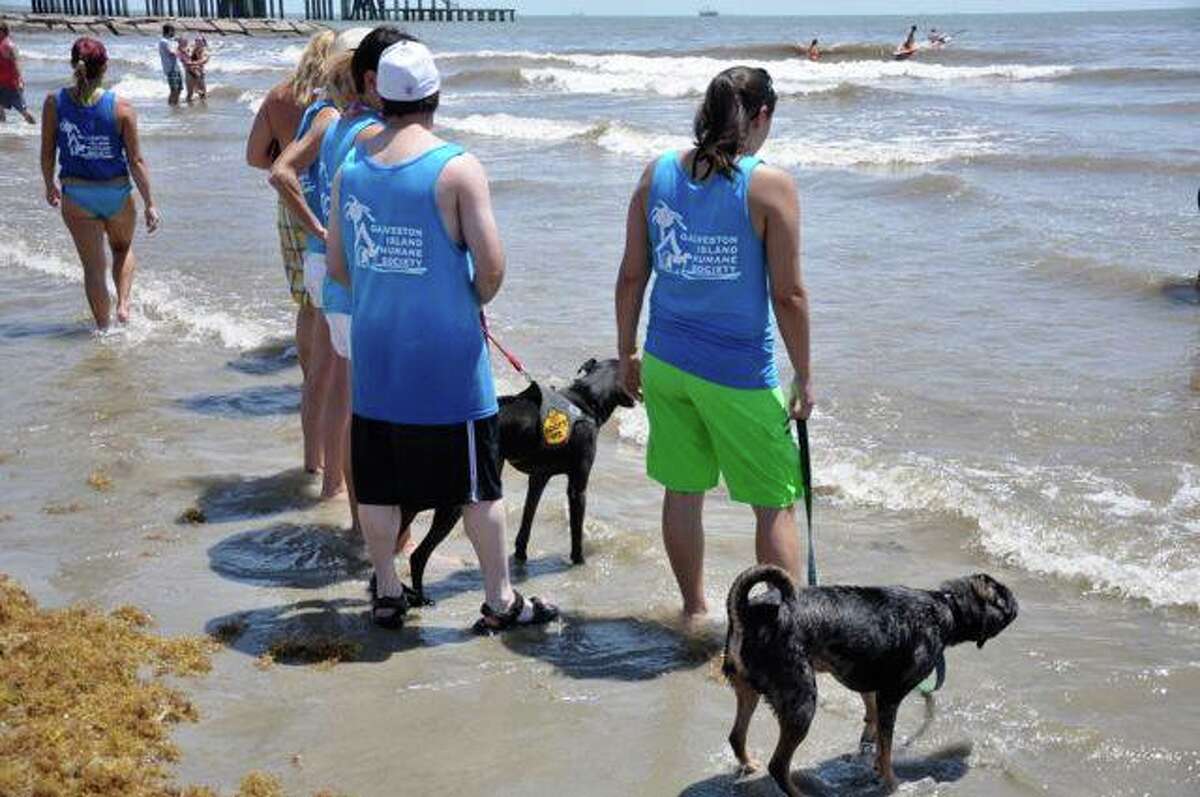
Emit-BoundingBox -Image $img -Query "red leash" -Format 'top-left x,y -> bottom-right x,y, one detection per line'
480,312 -> 533,382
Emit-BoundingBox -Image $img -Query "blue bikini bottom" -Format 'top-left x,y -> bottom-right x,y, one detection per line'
63,182 -> 133,220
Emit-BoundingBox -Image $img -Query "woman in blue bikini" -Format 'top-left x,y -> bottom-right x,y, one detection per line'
39,37 -> 159,330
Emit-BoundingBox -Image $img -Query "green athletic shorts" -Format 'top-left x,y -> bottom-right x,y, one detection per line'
642,353 -> 801,508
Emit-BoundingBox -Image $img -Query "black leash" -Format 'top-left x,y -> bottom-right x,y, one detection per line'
797,419 -> 818,586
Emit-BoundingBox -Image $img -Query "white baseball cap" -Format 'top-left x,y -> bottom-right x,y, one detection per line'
377,39 -> 440,102
332,27 -> 371,56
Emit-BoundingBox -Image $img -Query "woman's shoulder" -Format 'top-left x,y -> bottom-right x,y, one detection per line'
747,162 -> 798,209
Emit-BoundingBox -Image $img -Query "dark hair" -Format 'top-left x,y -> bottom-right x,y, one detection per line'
810,38 -> 818,46
0,22 -> 9,36
71,37 -> 108,88
381,91 -> 439,119
351,26 -> 413,95
692,66 -> 776,180
163,23 -> 175,36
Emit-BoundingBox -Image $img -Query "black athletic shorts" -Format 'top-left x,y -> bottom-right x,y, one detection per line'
351,413 -> 502,509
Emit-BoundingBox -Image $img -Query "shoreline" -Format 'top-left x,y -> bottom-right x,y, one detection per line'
0,12 -> 327,36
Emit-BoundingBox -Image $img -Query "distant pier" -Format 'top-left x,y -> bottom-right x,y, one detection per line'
1,10 -> 324,35
10,0 -> 515,24
329,0 -> 515,23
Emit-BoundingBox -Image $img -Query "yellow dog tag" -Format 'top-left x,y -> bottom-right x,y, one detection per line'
542,409 -> 571,447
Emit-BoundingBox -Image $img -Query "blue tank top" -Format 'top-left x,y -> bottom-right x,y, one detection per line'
644,151 -> 777,389
296,99 -> 334,254
338,141 -> 498,425
55,89 -> 128,182
318,111 -> 380,315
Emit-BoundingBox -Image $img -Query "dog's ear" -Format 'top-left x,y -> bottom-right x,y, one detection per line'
969,573 -> 997,604
578,358 -> 598,376
970,574 -> 1017,648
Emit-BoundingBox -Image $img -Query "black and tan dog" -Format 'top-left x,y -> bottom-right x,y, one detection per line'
401,358 -> 634,603
722,564 -> 1018,795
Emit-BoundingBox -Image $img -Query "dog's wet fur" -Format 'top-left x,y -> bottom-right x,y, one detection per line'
403,358 -> 634,602
722,565 -> 1017,795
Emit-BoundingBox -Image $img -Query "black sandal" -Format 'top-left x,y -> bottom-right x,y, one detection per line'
370,593 -> 408,630
472,591 -> 559,635
368,574 -> 432,607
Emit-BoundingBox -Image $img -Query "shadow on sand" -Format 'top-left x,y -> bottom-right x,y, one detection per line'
679,742 -> 971,796
0,319 -> 95,341
184,468 -> 321,523
177,384 -> 301,417
208,523 -> 370,588
225,337 -> 298,376
501,612 -> 721,682
206,597 -> 472,664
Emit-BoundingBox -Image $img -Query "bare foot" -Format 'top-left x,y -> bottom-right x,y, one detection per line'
736,758 -> 762,776
116,306 -> 130,324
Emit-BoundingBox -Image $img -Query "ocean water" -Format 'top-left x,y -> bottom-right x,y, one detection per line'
1,9 -> 1199,795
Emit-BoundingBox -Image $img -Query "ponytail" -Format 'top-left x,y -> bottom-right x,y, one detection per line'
691,66 -> 777,181
70,37 -> 107,93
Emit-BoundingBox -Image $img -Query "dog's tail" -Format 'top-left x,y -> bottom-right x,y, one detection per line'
728,564 -> 798,623
724,565 -> 798,678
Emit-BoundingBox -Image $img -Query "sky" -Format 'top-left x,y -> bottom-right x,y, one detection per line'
515,1 -> 1196,15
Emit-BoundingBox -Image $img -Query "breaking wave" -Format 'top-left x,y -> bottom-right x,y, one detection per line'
440,50 -> 1072,98
439,113 -> 999,168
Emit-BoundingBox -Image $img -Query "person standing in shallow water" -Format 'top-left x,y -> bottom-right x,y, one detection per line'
614,66 -> 814,619
269,25 -> 382,509
246,29 -> 336,475
158,24 -> 182,107
326,32 -> 558,632
0,22 -> 37,125
40,37 -> 159,331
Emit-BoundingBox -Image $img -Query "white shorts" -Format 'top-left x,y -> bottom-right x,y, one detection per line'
302,251 -> 326,309
327,312 -> 351,361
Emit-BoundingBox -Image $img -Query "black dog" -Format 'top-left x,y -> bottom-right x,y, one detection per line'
722,565 -> 1018,795
403,358 -> 634,603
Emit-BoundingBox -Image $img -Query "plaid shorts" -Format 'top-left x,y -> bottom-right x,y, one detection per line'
165,68 -> 183,93
276,198 -> 309,306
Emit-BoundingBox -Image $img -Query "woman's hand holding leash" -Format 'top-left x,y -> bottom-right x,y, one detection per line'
789,374 -> 814,420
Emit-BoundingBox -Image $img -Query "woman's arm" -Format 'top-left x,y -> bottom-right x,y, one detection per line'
327,170 -> 349,287
245,91 -> 278,170
268,106 -> 336,239
614,163 -> 654,401
118,99 -> 160,232
39,94 -> 59,207
753,166 -> 813,419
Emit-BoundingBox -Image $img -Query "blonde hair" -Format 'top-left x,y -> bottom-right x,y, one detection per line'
290,29 -> 335,107
321,50 -> 358,110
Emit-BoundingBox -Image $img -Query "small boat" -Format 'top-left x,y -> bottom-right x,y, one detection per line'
699,7 -> 718,16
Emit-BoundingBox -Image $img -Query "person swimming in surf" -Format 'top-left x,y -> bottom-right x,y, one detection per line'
894,25 -> 919,60
806,38 -> 820,62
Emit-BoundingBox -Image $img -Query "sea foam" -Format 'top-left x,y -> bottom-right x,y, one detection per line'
0,240 -> 285,350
